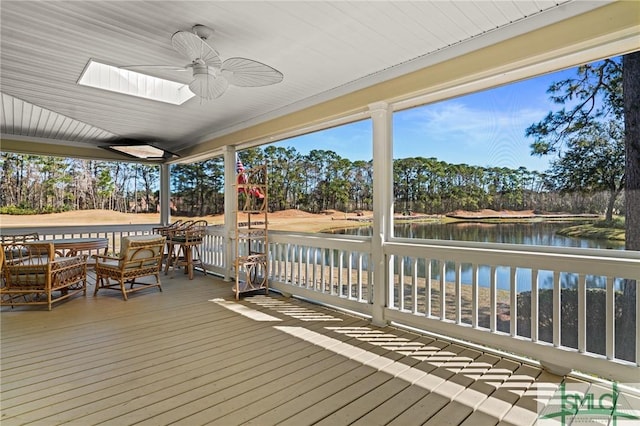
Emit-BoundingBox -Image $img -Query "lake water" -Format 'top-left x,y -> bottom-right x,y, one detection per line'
332,221 -> 626,291
335,221 -> 625,250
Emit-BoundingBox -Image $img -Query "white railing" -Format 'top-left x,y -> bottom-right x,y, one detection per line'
383,238 -> 640,384
3,224 -> 638,382
204,226 -> 226,276
268,232 -> 373,315
266,231 -> 639,383
2,224 -> 227,276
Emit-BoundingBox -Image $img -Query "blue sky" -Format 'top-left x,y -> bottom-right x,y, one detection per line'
273,68 -> 575,172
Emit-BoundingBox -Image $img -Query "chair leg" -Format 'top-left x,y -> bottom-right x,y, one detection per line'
119,279 -> 128,301
186,245 -> 193,280
193,244 -> 206,275
164,242 -> 175,275
94,276 -> 102,296
171,243 -> 183,276
155,272 -> 163,292
165,241 -> 171,270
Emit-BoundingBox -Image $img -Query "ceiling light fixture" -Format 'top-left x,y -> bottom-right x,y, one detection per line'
102,143 -> 179,161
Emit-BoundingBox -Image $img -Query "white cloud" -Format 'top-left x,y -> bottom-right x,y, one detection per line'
394,101 -> 552,171
399,102 -> 545,147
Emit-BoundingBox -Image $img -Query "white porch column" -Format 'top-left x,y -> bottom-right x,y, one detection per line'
223,146 -> 237,282
159,164 -> 171,226
370,101 -> 394,326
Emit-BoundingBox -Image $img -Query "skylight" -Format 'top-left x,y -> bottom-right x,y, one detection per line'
77,59 -> 195,105
108,144 -> 167,159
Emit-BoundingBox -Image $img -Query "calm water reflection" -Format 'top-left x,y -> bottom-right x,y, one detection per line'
335,221 -> 624,250
332,221 -> 625,291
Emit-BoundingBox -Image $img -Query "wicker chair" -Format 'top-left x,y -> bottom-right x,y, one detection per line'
1,242 -> 87,310
152,219 -> 184,237
94,235 -> 166,300
153,219 -> 187,268
164,220 -> 207,280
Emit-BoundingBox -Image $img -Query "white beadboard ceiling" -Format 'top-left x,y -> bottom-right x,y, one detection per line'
0,0 -> 629,162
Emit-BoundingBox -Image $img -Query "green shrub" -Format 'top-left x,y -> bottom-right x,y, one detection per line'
0,205 -> 38,215
0,205 -> 72,215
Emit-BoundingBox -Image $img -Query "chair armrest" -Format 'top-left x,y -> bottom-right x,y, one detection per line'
93,254 -> 120,263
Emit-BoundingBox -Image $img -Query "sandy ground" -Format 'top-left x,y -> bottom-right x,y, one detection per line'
0,209 -> 371,233
448,208 -> 535,218
0,208 -> 550,233
0,208 -> 548,233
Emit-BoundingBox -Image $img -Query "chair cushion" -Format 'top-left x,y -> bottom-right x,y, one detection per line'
118,235 -> 165,269
97,259 -> 120,269
170,236 -> 203,243
10,270 -> 48,286
120,235 -> 165,252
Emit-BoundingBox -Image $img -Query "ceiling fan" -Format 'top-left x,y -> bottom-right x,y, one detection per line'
126,24 -> 283,101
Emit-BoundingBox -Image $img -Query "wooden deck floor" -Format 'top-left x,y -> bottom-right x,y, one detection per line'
1,273 -> 637,425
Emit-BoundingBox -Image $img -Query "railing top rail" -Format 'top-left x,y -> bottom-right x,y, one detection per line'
386,239 -> 640,277
269,230 -> 371,251
1,224 -> 159,236
389,236 -> 640,260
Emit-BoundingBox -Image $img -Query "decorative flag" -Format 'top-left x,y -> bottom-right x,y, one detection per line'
236,154 -> 264,199
236,156 -> 245,174
236,155 -> 248,186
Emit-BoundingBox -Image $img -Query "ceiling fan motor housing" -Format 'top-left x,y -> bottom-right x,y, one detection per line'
189,62 -> 228,99
192,63 -> 216,76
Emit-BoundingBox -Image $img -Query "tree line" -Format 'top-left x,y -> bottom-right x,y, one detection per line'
0,149 -> 619,218
0,154 -> 159,214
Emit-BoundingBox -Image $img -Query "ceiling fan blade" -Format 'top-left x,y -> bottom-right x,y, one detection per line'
171,31 -> 222,68
221,57 -> 283,87
189,69 -> 229,100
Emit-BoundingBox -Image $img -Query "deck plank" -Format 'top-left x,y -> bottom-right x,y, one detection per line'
350,383 -> 433,425
1,274 -> 635,426
313,378 -> 412,425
